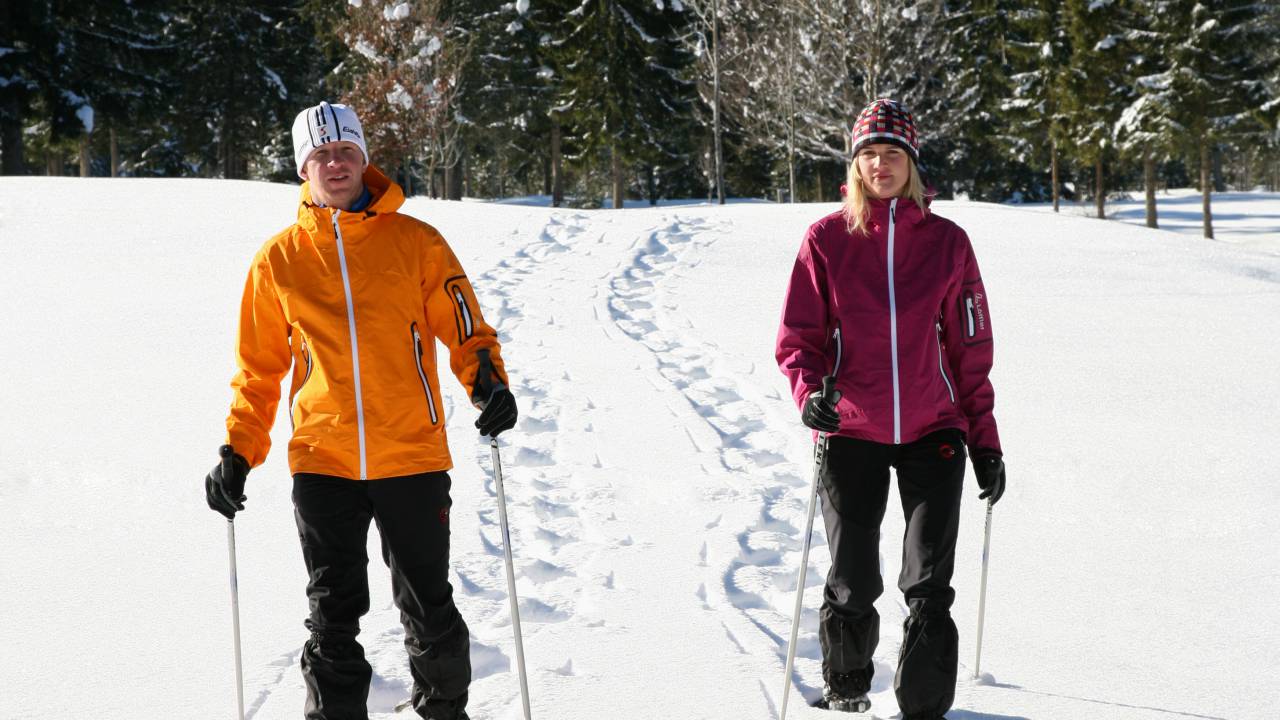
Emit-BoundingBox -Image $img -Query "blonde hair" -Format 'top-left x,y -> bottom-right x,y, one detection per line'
842,157 -> 927,235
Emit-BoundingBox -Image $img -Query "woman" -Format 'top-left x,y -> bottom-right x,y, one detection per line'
775,99 -> 1007,719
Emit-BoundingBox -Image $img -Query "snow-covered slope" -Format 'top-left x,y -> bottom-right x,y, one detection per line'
2,178 -> 1278,720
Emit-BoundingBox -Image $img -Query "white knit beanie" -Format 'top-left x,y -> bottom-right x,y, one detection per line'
291,101 -> 369,179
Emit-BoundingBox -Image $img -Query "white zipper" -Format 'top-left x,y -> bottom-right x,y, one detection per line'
332,210 -> 368,480
936,321 -> 955,404
832,325 -> 843,374
887,198 -> 901,444
965,295 -> 977,337
454,288 -> 474,338
411,323 -> 439,425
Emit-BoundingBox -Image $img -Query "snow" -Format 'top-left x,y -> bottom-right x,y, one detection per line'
517,0 -> 530,14
384,3 -> 411,21
2,178 -> 1279,720
386,82 -> 413,110
1017,189 -> 1280,256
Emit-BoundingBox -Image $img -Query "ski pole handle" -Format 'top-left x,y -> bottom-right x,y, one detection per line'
821,375 -> 837,403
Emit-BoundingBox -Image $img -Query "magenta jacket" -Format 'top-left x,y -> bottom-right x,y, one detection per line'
776,197 -> 1001,454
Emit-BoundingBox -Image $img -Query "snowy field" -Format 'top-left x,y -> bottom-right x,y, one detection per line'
1019,188 -> 1280,256
2,178 -> 1279,720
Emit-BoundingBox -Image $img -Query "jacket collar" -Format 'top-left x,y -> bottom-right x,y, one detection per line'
296,164 -> 404,233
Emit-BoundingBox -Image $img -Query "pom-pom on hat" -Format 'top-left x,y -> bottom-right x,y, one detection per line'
851,99 -> 919,162
292,101 -> 369,179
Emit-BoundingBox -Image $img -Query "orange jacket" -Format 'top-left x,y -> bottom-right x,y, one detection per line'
224,166 -> 506,480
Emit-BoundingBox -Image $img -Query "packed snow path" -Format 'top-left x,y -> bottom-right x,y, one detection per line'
2,179 -> 1278,720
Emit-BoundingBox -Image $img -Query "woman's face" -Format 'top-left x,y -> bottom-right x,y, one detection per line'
856,143 -> 911,199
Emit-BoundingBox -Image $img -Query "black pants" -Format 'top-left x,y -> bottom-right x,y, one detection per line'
817,430 -> 966,720
293,472 -> 470,720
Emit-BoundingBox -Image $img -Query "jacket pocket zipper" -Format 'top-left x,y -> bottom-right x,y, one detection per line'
291,334 -> 314,430
936,321 -> 956,404
411,322 -> 440,425
831,324 -> 843,375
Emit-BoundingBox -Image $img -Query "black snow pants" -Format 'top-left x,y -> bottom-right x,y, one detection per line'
816,429 -> 966,720
292,471 -> 470,720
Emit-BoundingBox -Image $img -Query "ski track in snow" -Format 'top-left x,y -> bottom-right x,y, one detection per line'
446,212 -> 616,720
604,213 -> 915,715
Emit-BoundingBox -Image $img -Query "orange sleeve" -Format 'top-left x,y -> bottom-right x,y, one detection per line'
421,229 -> 506,403
225,247 -> 292,467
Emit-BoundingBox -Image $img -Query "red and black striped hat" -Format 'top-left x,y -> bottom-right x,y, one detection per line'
851,99 -> 919,162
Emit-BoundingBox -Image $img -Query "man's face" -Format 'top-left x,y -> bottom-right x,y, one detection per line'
301,141 -> 366,209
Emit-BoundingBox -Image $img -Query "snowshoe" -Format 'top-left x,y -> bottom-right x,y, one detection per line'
813,690 -> 871,713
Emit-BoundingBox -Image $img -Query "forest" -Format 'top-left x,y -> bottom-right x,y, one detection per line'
2,0 -> 1277,232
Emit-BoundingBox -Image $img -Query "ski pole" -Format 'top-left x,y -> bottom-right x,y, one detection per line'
780,376 -> 836,720
227,518 -> 246,720
490,436 -> 532,720
973,499 -> 994,679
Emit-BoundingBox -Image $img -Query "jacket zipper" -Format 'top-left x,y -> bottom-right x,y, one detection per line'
332,210 -> 368,480
965,292 -> 977,337
887,198 -> 902,444
831,324 -> 843,375
290,334 -> 314,430
411,322 -> 440,425
454,287 -> 474,338
936,321 -> 956,404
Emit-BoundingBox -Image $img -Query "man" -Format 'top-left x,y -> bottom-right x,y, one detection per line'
205,101 -> 517,720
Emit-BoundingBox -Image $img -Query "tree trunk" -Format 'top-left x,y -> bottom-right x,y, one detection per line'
0,94 -> 24,174
450,153 -> 464,200
109,126 -> 119,177
47,148 -> 60,176
816,169 -> 824,203
785,2 -> 796,203
444,162 -> 455,201
1094,156 -> 1104,219
79,134 -> 91,177
1144,154 -> 1157,229
1051,140 -> 1060,213
712,0 -> 725,205
647,166 -> 657,206
611,145 -> 624,209
551,118 -> 563,207
403,156 -> 413,197
1200,141 -> 1214,239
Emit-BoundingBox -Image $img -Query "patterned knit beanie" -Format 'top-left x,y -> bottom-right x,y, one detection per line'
851,99 -> 919,162
292,101 -> 370,179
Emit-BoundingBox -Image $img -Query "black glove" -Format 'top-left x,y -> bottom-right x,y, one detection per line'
972,451 -> 1005,505
471,349 -> 517,437
205,444 -> 250,519
800,382 -> 842,433
476,386 -> 518,437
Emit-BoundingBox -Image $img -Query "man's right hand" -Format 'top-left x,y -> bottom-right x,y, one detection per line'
205,445 -> 250,519
801,383 -> 842,433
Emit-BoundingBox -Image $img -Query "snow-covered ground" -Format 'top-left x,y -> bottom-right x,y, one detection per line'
2,178 -> 1278,720
1018,188 -> 1280,256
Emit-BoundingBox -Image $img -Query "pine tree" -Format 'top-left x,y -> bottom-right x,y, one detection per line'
1121,0 -> 1277,237
0,1 -> 86,175
160,1 -> 311,179
452,0 -> 564,201
930,0 -> 1019,201
1002,0 -> 1072,207
1058,0 -> 1140,219
550,0 -> 694,208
